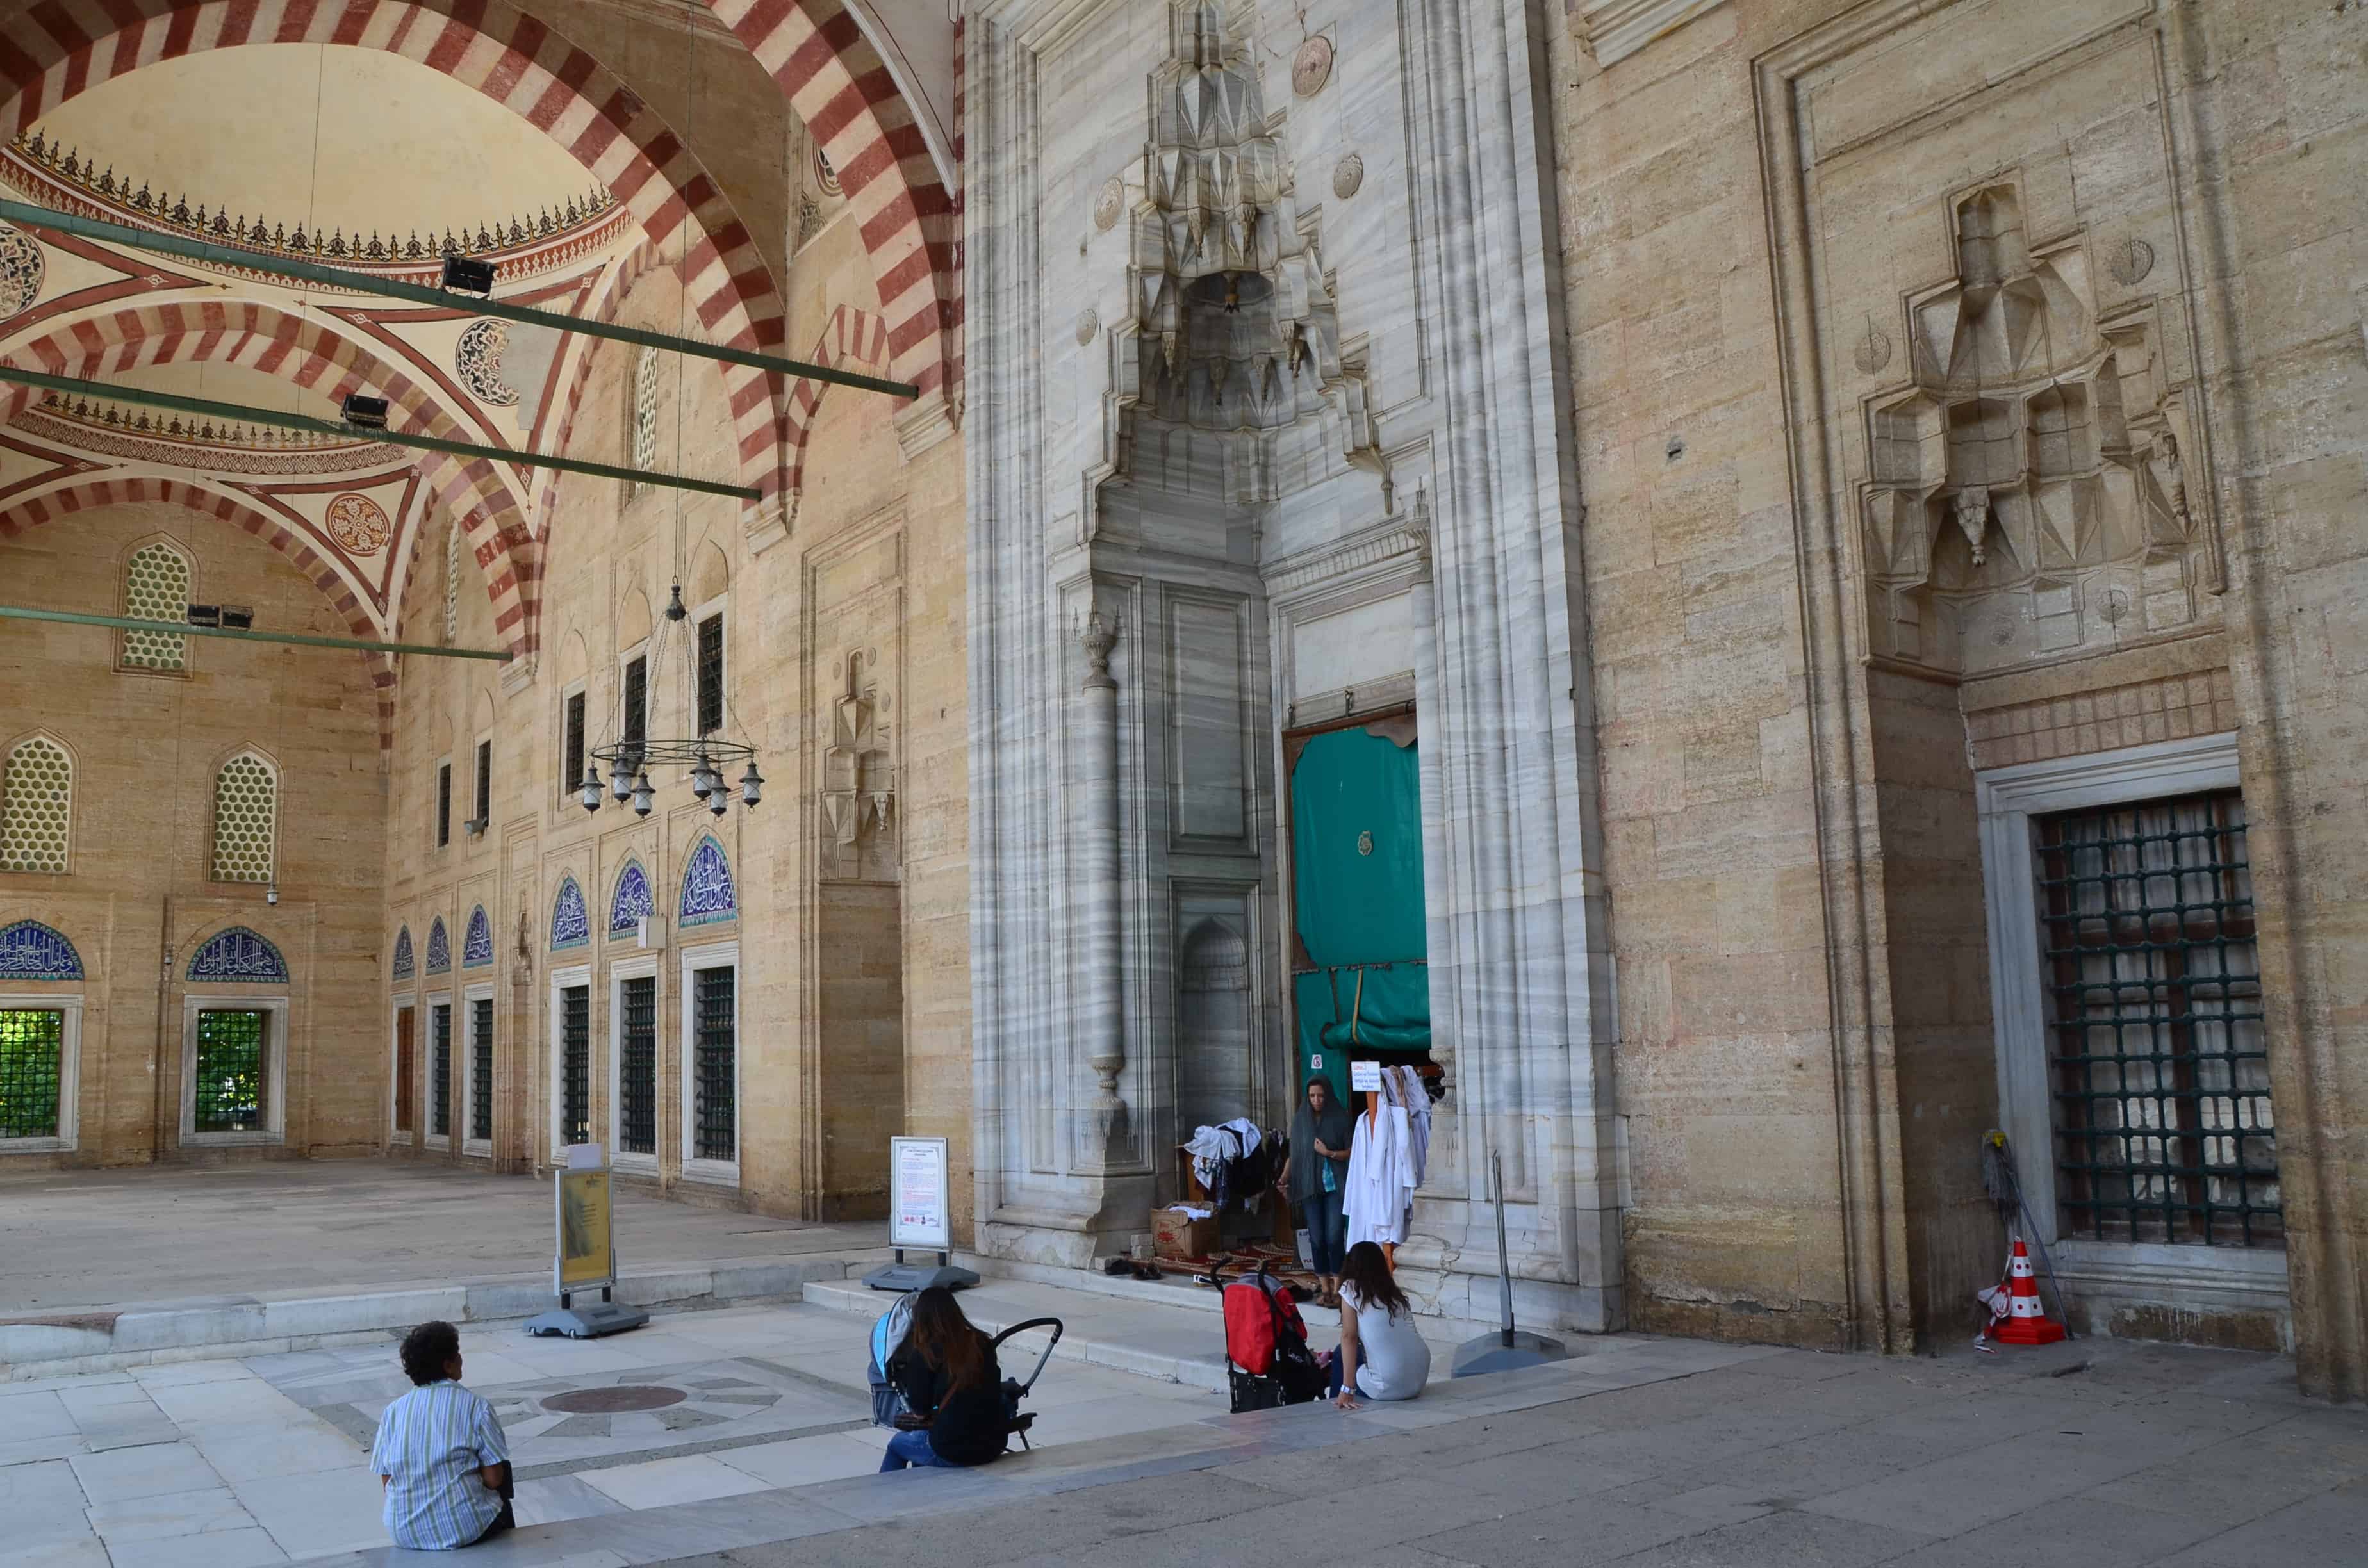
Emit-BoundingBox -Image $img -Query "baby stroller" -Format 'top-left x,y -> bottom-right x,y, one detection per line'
1222,1262 -> 1328,1413
869,1298 -> 1066,1453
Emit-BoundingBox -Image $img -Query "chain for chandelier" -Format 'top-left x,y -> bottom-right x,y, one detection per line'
582,27 -> 762,823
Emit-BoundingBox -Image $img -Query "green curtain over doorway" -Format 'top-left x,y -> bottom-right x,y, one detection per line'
1289,725 -> 1429,1092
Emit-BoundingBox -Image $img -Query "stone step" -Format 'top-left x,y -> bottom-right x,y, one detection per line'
803,1275 -> 1238,1391
0,1252 -> 884,1382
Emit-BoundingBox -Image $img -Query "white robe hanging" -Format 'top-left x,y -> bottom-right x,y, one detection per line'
1344,1100 -> 1413,1247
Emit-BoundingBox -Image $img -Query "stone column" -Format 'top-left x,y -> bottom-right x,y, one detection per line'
1073,606 -> 1126,1168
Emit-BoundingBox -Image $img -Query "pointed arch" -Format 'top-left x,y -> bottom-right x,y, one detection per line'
119,535 -> 194,672
391,924 -> 416,983
425,915 -> 452,975
0,298 -> 539,655
208,747 -> 279,884
678,835 -> 736,927
0,919 -> 83,981
0,478 -> 400,746
0,730 -> 74,874
550,876 -> 589,951
609,858 -> 653,935
186,925 -> 288,983
779,304 -> 894,535
0,0 -> 793,508
461,904 -> 494,968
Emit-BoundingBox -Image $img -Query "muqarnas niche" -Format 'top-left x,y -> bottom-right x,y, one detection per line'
1857,183 -> 2214,678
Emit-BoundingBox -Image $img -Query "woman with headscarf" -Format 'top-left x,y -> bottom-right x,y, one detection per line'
1279,1072 -> 1355,1307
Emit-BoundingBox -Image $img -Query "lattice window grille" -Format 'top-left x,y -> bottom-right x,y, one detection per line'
1,737 -> 72,874
696,612 -> 724,735
122,541 -> 190,671
629,346 -> 661,501
692,965 -> 736,1163
470,997 -> 495,1143
561,986 -> 591,1148
430,1003 -> 453,1136
210,753 -> 278,883
2037,789 -> 2278,1248
444,525 -> 461,643
618,976 -> 656,1156
563,690 -> 586,800
193,1008 -> 267,1134
0,1008 -> 63,1140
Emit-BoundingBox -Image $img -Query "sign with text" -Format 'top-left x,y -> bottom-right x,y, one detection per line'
555,1143 -> 614,1291
1349,1059 -> 1383,1093
890,1136 -> 952,1251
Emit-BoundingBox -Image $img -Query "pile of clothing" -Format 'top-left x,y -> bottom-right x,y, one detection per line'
1184,1118 -> 1281,1214
1344,1065 -> 1432,1247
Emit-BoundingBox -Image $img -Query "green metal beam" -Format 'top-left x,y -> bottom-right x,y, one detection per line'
0,603 -> 511,662
0,366 -> 761,501
0,197 -> 919,402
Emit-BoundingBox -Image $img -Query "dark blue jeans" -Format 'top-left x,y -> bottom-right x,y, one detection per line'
1326,1339 -> 1368,1398
1304,1185 -> 1346,1275
879,1428 -> 960,1471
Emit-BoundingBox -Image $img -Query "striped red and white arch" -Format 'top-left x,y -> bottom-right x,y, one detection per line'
0,475 -> 401,745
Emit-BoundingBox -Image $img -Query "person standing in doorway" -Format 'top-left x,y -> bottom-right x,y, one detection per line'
371,1321 -> 513,1550
1328,1240 -> 1431,1408
1282,1072 -> 1354,1307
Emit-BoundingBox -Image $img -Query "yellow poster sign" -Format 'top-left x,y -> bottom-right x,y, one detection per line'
558,1168 -> 614,1289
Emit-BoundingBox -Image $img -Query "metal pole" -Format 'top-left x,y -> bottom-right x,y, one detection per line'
0,603 -> 511,662
0,367 -> 761,501
0,197 -> 919,401
1493,1151 -> 1515,1348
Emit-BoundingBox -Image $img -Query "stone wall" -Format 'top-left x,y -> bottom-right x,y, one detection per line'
0,502 -> 389,1166
1552,0 -> 2368,1391
381,203 -> 972,1229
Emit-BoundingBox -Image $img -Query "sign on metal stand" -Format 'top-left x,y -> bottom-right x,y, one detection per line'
524,1145 -> 651,1338
862,1135 -> 979,1293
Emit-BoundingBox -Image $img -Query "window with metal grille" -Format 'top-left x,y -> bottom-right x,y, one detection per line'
563,691 -> 586,799
193,1009 -> 267,1134
431,1003 -> 452,1137
473,740 -> 492,830
470,997 -> 495,1142
623,657 -> 648,766
692,965 -> 736,1163
560,986 -> 590,1148
0,1009 -> 63,1139
436,761 -> 452,849
394,1007 -> 415,1135
122,540 -> 191,671
696,613 -> 724,735
618,976 -> 656,1155
2036,789 -> 2277,1248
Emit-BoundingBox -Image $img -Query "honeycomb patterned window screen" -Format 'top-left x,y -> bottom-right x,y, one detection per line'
122,541 -> 191,671
629,345 -> 661,502
211,752 -> 278,883
443,526 -> 461,643
1,737 -> 72,874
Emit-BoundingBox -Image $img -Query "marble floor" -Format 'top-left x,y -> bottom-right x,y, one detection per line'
0,1298 -> 1231,1564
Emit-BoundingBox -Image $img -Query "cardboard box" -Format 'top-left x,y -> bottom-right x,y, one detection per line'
1151,1206 -> 1218,1261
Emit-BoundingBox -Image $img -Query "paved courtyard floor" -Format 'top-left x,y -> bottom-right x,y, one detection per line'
0,1163 -> 880,1314
5,1275 -> 2364,1568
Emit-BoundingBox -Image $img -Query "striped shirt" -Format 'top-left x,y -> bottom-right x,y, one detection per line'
370,1380 -> 509,1550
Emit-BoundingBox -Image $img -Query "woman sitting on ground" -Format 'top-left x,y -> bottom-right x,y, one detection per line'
1328,1241 -> 1431,1409
881,1286 -> 1008,1471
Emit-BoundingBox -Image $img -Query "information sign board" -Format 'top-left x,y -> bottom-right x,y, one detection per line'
890,1136 -> 952,1251
556,1143 -> 614,1291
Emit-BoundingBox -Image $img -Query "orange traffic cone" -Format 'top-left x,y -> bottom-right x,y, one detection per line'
1989,1238 -> 2066,1345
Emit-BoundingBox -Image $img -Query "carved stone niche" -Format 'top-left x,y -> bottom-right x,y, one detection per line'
1096,3 -> 1382,514
1857,183 -> 2214,678
820,648 -> 897,881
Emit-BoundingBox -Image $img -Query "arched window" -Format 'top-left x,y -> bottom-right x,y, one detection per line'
121,540 -> 192,671
211,751 -> 278,883
1,735 -> 72,873
629,345 -> 661,501
444,525 -> 462,644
